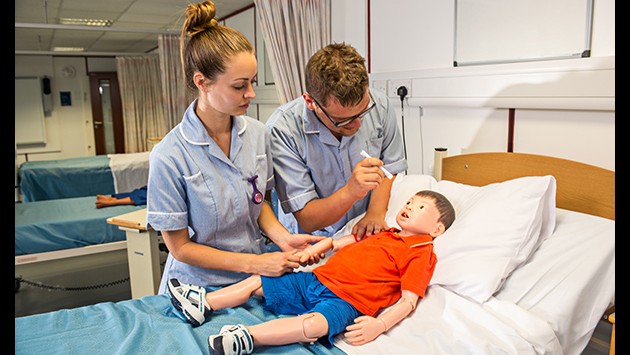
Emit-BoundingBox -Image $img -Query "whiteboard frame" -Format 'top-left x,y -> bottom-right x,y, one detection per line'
453,0 -> 593,67
15,77 -> 47,145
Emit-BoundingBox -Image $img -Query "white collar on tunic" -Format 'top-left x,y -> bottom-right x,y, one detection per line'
179,99 -> 248,145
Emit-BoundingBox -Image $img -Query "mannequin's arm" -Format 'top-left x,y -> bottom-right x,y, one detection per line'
296,234 -> 357,264
343,290 -> 420,345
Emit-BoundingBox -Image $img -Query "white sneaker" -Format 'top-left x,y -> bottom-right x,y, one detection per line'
167,278 -> 212,327
208,324 -> 254,355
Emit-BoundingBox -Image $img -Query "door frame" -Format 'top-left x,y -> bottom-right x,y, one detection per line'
89,72 -> 125,154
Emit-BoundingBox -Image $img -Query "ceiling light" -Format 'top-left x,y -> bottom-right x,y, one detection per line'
59,18 -> 113,27
53,47 -> 85,52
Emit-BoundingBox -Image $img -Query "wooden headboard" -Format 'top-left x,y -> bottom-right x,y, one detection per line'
434,150 -> 615,220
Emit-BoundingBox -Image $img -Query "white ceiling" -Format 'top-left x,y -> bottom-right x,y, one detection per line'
15,0 -> 254,56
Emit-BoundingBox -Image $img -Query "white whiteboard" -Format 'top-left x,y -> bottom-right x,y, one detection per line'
454,0 -> 593,66
15,77 -> 46,145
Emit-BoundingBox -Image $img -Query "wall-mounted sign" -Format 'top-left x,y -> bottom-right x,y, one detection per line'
60,91 -> 72,106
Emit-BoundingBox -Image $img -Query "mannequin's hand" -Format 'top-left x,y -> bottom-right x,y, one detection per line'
343,315 -> 386,345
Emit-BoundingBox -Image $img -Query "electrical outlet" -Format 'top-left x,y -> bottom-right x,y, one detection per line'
371,80 -> 388,94
387,79 -> 412,98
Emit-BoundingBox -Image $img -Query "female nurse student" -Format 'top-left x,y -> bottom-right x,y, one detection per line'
146,0 -> 324,295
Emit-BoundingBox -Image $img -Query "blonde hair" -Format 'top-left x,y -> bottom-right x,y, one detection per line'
180,1 -> 254,91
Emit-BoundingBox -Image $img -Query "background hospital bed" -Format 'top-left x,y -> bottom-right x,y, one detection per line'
17,152 -> 150,202
15,196 -> 148,316
15,196 -> 145,258
14,151 -> 614,354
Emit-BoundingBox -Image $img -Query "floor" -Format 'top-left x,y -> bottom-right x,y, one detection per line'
582,319 -> 613,355
15,249 -> 133,317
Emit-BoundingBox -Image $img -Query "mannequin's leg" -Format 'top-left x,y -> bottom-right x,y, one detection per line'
206,275 -> 263,310
249,312 -> 328,345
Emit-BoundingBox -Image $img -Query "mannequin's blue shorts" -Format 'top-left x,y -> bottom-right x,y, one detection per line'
261,272 -> 361,346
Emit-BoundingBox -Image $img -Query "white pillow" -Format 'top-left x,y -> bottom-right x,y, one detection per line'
332,174 -> 556,304
431,175 -> 556,303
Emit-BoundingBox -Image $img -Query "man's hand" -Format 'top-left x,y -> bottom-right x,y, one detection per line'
351,213 -> 388,241
347,158 -> 385,200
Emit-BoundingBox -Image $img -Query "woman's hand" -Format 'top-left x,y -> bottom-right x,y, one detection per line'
253,251 -> 303,276
275,234 -> 327,265
285,233 -> 327,250
295,237 -> 334,265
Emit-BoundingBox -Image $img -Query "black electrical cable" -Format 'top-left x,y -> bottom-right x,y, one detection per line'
15,243 -> 169,293
15,274 -> 129,293
397,86 -> 409,162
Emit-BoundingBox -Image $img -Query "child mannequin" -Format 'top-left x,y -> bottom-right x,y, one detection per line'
168,190 -> 455,355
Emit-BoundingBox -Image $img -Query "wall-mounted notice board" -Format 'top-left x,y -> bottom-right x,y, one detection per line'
454,0 -> 593,66
15,77 -> 47,145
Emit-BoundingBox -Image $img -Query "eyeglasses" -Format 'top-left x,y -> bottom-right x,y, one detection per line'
310,91 -> 376,127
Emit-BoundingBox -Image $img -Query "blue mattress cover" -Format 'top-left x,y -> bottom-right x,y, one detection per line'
18,155 -> 115,202
15,293 -> 346,355
15,196 -> 144,255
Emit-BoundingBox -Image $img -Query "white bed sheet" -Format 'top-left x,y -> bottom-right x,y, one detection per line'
108,151 -> 150,193
333,208 -> 615,355
335,285 -> 561,354
496,208 -> 615,355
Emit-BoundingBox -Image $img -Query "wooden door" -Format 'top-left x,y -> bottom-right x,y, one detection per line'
89,72 -> 125,154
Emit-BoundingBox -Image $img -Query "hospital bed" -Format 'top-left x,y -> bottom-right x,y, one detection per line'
15,196 -> 155,317
17,152 -> 150,202
15,151 -> 614,355
15,196 -> 146,263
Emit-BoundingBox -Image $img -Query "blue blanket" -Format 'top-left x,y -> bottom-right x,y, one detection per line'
18,155 -> 115,202
15,294 -> 346,355
15,196 -> 144,255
